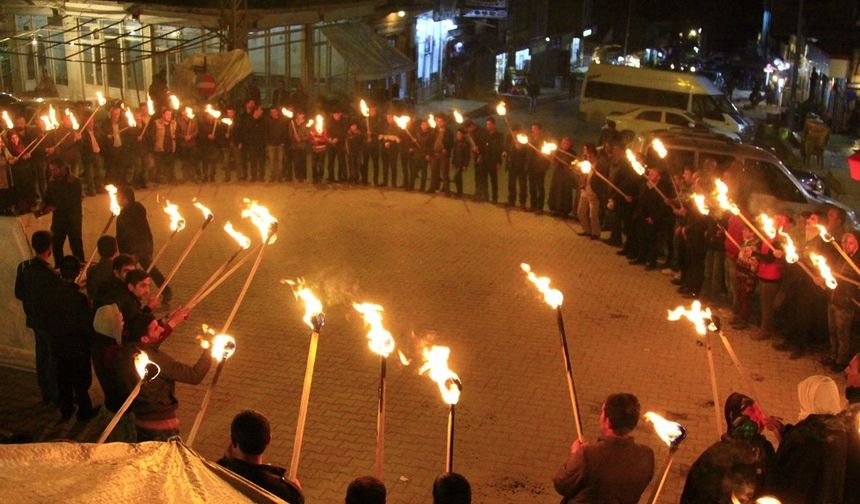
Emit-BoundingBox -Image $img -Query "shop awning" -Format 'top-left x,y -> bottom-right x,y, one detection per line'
321,22 -> 415,81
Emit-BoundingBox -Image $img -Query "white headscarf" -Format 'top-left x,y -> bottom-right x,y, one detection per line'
797,375 -> 842,421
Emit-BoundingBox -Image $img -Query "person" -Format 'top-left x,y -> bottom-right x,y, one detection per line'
365,105 -> 382,186
451,128 -> 470,197
223,106 -> 241,182
327,108 -> 348,183
481,117 -> 504,203
118,311 -> 206,441
116,268 -> 162,322
611,145 -> 642,256
432,472 -> 471,504
246,106 -> 267,182
730,227 -> 760,330
15,230 -> 60,404
7,129 -> 37,213
680,393 -> 778,503
116,186 -> 170,302
380,114 -> 400,187
217,410 -> 305,504
526,123 -> 550,213
271,79 -> 289,108
767,376 -> 848,503
412,120 -> 433,191
824,232 -> 859,371
756,213 -> 788,342
79,118 -> 104,196
842,354 -> 860,503
553,393 -> 654,504
199,107 -> 221,183
45,255 -> 99,421
629,167 -> 671,270
246,78 -> 261,107
505,124 -> 528,208
42,159 -> 84,264
47,112 -> 82,178
92,253 -> 137,310
86,235 -> 118,301
548,136 -> 575,218
346,123 -> 364,184
149,108 -> 177,184
576,143 -> 605,240
287,110 -> 308,182
149,69 -> 169,111
309,118 -> 328,184
527,75 -> 540,113
465,120 -> 486,200
265,106 -> 287,183
429,114 -> 453,195
345,476 -> 386,504
176,107 -> 200,183
101,106 -> 127,184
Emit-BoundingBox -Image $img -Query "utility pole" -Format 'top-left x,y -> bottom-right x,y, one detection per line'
787,0 -> 804,131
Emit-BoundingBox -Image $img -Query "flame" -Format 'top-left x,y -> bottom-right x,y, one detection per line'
305,119 -> 314,128
496,101 -> 507,116
359,99 -> 370,117
759,214 -> 777,240
419,345 -> 462,405
692,193 -> 709,215
398,350 -> 412,366
124,109 -> 136,128
205,104 -> 222,119
668,300 -> 713,336
40,115 -> 52,131
223,222 -> 252,250
353,302 -> 395,358
168,95 -> 180,110
393,115 -> 410,130
1,110 -> 12,129
714,178 -> 740,215
64,109 -> 80,130
106,184 -> 121,216
809,252 -> 838,289
184,106 -> 195,120
134,350 -> 160,381
281,107 -> 293,119
197,325 -> 236,361
777,229 -> 799,264
427,113 -> 437,129
162,199 -> 186,232
644,412 -> 687,447
96,91 -> 107,107
755,498 -> 782,504
241,199 -> 278,243
221,117 -> 233,126
626,149 -> 646,176
541,141 -> 558,155
651,138 -> 668,158
516,133 -> 529,145
146,96 -> 155,116
453,110 -> 464,124
577,160 -> 592,174
814,224 -> 834,243
193,199 -> 214,221
520,263 -> 564,308
314,114 -> 324,134
285,278 -> 324,330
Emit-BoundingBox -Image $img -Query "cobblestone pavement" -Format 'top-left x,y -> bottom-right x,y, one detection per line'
1,180 -> 844,503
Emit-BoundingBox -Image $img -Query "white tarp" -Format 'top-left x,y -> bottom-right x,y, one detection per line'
0,440 -> 285,503
172,49 -> 253,103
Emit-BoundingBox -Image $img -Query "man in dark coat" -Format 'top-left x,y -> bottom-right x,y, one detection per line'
85,235 -> 118,302
45,256 -> 99,421
553,393 -> 654,503
218,410 -> 305,504
481,117 -> 504,203
428,114 -> 454,194
327,109 -> 348,182
14,230 -> 61,404
526,123 -> 551,212
116,186 -> 170,301
504,124 -> 529,208
42,159 -> 84,264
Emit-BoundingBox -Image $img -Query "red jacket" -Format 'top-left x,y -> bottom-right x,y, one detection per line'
756,241 -> 784,281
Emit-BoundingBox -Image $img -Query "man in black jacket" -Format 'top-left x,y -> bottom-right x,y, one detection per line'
43,159 -> 84,264
85,235 -> 118,302
429,114 -> 454,195
482,117 -> 504,204
218,410 -> 305,504
14,230 -> 60,404
46,255 -> 99,421
116,186 -> 170,301
327,108 -> 348,183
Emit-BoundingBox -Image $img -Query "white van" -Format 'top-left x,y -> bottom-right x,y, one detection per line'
579,64 -> 751,139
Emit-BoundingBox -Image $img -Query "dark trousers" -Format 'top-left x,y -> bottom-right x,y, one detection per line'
410,157 -> 428,191
528,171 -> 546,210
401,151 -> 412,188
33,327 -> 58,403
104,147 -> 127,185
153,152 -> 174,183
91,333 -> 122,412
52,220 -> 84,263
56,356 -> 93,414
382,146 -> 398,186
430,153 -> 450,193
486,164 -> 499,202
248,149 -> 265,181
348,153 -> 363,184
508,166 -> 527,205
289,148 -> 307,181
327,146 -> 346,182
685,239 -> 706,294
365,143 -> 380,185
453,166 -> 466,195
634,219 -> 660,266
311,151 -> 326,182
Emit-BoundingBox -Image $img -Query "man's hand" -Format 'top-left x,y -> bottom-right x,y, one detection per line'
624,195 -> 633,203
570,438 -> 586,453
208,134 -> 215,140
168,307 -> 190,328
147,295 -> 162,311
773,249 -> 785,259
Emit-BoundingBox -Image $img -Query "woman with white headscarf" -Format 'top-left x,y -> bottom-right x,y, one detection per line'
767,375 -> 849,503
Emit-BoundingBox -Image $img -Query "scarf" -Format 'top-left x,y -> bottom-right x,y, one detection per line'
797,375 -> 842,421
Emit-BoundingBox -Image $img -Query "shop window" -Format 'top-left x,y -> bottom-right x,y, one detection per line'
50,32 -> 67,85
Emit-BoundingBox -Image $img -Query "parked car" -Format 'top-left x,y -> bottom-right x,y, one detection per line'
633,129 -> 857,227
0,92 -> 19,108
606,107 -> 740,141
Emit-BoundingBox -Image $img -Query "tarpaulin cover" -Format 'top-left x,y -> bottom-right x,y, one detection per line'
0,440 -> 285,503
173,49 -> 253,103
321,23 -> 415,81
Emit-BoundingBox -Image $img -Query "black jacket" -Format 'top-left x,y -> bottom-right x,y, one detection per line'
117,201 -> 153,256
44,176 -> 83,227
15,257 -> 60,329
217,458 -> 305,504
681,434 -> 776,504
44,280 -> 92,358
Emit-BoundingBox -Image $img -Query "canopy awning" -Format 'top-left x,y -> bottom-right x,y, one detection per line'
321,22 -> 415,81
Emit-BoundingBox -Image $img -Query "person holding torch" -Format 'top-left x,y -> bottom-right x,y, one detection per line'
552,393 -> 655,504
116,186 -> 171,303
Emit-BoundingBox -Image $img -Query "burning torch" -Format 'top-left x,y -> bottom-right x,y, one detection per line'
285,279 -> 325,481
626,149 -> 672,203
182,222 -> 253,311
521,263 -> 584,441
574,159 -> 631,200
147,199 -> 186,273
50,109 -> 80,149
153,200 -> 215,301
138,95 -> 156,140
495,101 -> 518,143
644,412 -> 687,504
690,192 -> 741,250
282,107 -> 300,142
360,99 -> 371,140
77,184 -> 121,283
420,345 -> 462,473
353,302 -> 395,480
16,108 -> 59,161
97,350 -> 160,443
815,224 -> 860,278
206,104 -> 222,136
186,329 -> 237,446
394,115 -> 416,144
79,91 -> 108,133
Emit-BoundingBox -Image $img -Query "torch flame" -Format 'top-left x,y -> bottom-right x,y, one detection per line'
197,325 -> 237,361
398,350 -> 412,366
759,214 -> 777,240
393,115 -> 410,130
223,222 -> 252,250
814,224 -> 834,243
353,302 -> 395,358
205,104 -> 222,120
106,184 -> 121,216
64,109 -> 80,130
314,114 -> 324,135
221,118 -> 233,126
644,412 -> 687,447
168,95 -> 180,110
359,99 -> 370,117
541,141 -> 558,155
626,149 -> 646,176
777,229 -> 799,264
305,119 -> 314,128
281,107 -> 293,119
516,133 -> 529,145
714,179 -> 740,215
192,199 -> 214,222
520,263 -> 564,308
124,108 -> 137,128
96,91 -> 107,107
184,106 -> 195,120
427,114 -> 437,129
1,110 -> 12,130
668,300 -> 713,336
496,101 -> 507,116
809,252 -> 838,289
134,350 -> 160,381
755,498 -> 783,504
284,278 -> 324,331
162,199 -> 186,232
40,115 -> 52,131
576,160 -> 593,174
241,199 -> 278,244
453,110 -> 464,124
419,345 -> 462,405
692,193 -> 709,215
652,138 -> 668,159
146,96 -> 155,116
